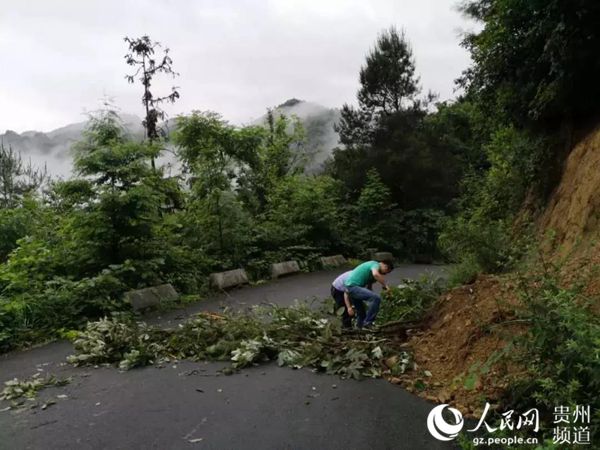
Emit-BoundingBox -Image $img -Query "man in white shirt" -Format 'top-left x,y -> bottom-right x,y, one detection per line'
331,270 -> 355,328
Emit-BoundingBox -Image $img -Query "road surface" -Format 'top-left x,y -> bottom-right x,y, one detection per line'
0,265 -> 455,450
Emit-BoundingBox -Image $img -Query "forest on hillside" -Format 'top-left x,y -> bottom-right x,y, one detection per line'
1,1 -> 599,445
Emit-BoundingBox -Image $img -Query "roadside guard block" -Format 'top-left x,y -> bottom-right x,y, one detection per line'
125,284 -> 179,312
209,269 -> 249,290
271,260 -> 301,279
374,251 -> 394,262
320,255 -> 347,267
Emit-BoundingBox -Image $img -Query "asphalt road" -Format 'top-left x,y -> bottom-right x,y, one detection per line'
0,264 -> 454,450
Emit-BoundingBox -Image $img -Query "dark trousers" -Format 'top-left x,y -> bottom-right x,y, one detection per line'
330,286 -> 352,328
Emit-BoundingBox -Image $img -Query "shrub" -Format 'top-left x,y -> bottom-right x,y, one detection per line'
446,255 -> 480,286
439,214 -> 516,273
0,198 -> 41,262
379,275 -> 445,323
507,267 -> 600,442
0,265 -> 130,352
439,126 -> 544,278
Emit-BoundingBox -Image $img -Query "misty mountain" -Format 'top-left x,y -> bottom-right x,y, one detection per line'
254,99 -> 341,173
0,101 -> 340,178
0,114 -> 144,179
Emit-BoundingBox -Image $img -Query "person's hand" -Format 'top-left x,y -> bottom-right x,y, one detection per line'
384,284 -> 391,292
347,306 -> 355,317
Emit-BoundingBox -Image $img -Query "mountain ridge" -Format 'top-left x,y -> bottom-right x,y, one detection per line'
1,101 -> 340,177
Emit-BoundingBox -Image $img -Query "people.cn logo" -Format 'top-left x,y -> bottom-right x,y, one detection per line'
427,404 -> 464,441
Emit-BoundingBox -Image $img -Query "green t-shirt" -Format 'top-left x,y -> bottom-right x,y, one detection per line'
344,260 -> 379,288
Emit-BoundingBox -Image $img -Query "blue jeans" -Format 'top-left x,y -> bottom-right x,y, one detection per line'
347,286 -> 381,328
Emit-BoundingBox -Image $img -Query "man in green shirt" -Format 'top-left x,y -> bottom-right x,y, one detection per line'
343,259 -> 394,328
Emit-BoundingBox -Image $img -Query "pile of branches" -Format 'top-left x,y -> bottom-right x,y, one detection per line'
67,304 -> 412,379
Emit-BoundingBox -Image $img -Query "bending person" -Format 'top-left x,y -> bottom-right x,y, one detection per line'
344,259 -> 394,328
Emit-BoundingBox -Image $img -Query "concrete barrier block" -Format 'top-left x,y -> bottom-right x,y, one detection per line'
125,284 -> 179,311
374,252 -> 394,262
271,260 -> 301,279
209,269 -> 249,290
320,255 -> 348,267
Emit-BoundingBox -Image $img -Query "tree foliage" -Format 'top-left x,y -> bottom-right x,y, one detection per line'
71,110 -> 165,281
326,27 -> 465,261
124,35 -> 179,172
237,111 -> 307,213
459,0 -> 600,125
358,26 -> 420,116
0,143 -> 46,209
336,27 -> 421,149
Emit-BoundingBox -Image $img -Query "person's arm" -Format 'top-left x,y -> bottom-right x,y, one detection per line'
371,268 -> 390,291
344,291 -> 355,317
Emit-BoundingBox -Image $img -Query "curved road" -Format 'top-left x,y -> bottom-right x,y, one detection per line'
0,265 -> 454,450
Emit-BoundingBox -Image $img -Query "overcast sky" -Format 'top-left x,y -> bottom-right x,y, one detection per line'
0,0 -> 477,133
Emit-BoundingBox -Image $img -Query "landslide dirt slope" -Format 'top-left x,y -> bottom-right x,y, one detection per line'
399,276 -> 524,417
540,123 -> 600,256
401,124 -> 600,416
